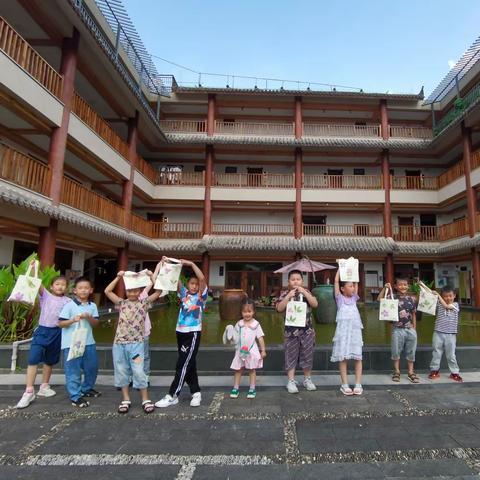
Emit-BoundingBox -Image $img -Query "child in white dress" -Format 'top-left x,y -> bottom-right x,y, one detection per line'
229,300 -> 266,399
331,269 -> 364,396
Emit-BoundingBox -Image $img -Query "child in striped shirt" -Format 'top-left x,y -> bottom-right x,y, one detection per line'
428,285 -> 462,382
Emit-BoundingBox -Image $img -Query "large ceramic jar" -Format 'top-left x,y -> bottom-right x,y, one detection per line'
312,284 -> 337,324
219,289 -> 247,321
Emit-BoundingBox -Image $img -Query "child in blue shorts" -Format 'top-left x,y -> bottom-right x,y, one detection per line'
59,277 -> 100,408
16,276 -> 72,409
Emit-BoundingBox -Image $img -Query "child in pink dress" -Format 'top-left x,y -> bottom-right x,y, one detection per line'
229,300 -> 267,399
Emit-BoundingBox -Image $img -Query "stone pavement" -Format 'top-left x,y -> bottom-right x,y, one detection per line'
1,380 -> 480,479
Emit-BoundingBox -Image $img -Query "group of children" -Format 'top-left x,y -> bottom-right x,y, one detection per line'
15,258 -> 462,411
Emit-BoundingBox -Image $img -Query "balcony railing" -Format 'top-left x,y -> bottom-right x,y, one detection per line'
389,126 -> 433,139
151,222 -> 203,238
391,176 -> 438,190
393,219 -> 469,242
303,224 -> 384,236
303,174 -> 383,189
0,17 -> 63,98
213,172 -> 294,188
136,155 -> 160,184
159,120 -> 206,134
437,161 -> 464,189
303,124 -> 380,138
0,145 -> 50,195
439,217 -> 469,241
157,171 -> 204,186
215,121 -> 294,136
212,224 -> 294,236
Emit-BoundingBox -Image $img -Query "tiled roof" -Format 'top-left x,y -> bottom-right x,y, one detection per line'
202,235 -> 298,252
152,239 -> 205,253
299,236 -> 395,254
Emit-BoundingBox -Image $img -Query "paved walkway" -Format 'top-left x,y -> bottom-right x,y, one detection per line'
1,376 -> 480,479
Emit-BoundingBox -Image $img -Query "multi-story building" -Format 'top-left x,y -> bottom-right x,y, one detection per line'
1,0 -> 480,305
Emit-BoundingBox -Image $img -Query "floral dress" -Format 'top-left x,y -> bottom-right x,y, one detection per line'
230,319 -> 265,370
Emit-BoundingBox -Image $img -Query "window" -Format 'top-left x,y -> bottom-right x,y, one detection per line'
353,168 -> 365,175
225,166 -> 237,174
194,165 -> 205,172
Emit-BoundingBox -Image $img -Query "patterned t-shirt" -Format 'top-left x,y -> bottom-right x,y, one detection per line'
114,298 -> 151,344
393,293 -> 417,328
276,289 -> 313,335
39,289 -> 71,328
176,286 -> 208,333
434,302 -> 459,334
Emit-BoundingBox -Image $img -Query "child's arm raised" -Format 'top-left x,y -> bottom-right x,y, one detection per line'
104,272 -> 124,304
181,259 -> 207,291
276,289 -> 297,312
334,268 -> 341,297
146,270 -> 163,303
377,283 -> 391,301
433,291 -> 456,310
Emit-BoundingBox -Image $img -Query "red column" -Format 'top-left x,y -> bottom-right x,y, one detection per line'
294,96 -> 303,139
203,145 -> 214,235
385,253 -> 394,286
380,99 -> 389,140
207,94 -> 216,136
462,123 -> 477,237
294,148 -> 303,238
202,252 -> 210,284
39,29 -> 80,267
381,149 -> 392,237
472,248 -> 480,307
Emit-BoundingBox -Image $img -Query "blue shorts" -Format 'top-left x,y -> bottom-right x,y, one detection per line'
28,326 -> 62,366
113,342 -> 148,390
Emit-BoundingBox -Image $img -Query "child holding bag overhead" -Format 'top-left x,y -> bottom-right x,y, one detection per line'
331,268 -> 363,395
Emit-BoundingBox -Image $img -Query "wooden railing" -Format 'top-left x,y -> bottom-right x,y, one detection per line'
212,224 -> 294,236
392,225 -> 439,242
130,214 -> 153,237
0,17 -> 63,98
389,125 -> 433,139
213,172 -> 294,188
136,155 -> 160,184
159,120 -> 207,133
61,177 -> 125,226
72,93 -> 130,158
157,171 -> 204,186
437,161 -> 464,188
303,124 -> 381,138
215,121 -> 294,136
0,145 -> 50,195
439,218 -> 468,241
303,224 -> 384,236
391,176 -> 438,190
302,174 -> 383,189
472,150 -> 480,170
151,222 -> 203,238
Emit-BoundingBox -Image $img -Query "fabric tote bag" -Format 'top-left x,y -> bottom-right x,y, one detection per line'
285,298 -> 307,328
67,321 -> 88,361
379,287 -> 399,322
417,281 -> 438,316
8,260 -> 42,306
338,257 -> 359,282
123,269 -> 152,290
154,257 -> 182,291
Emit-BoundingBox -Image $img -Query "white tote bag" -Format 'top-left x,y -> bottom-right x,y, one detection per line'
379,287 -> 399,322
285,299 -> 307,328
67,321 -> 88,361
417,281 -> 438,316
154,257 -> 182,291
8,260 -> 42,306
338,257 -> 359,282
123,269 -> 152,290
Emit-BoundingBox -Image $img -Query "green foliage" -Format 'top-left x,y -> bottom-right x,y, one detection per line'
410,279 -> 435,296
0,253 -> 60,343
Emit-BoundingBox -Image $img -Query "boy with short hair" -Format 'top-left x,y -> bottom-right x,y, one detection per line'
428,285 -> 462,382
59,277 -> 100,408
16,276 -> 72,409
378,277 -> 419,383
276,269 -> 319,394
155,258 -> 207,408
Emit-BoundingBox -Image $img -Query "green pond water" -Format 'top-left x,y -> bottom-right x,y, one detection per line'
94,303 -> 480,346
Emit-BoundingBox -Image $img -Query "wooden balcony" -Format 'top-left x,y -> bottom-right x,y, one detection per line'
136,155 -> 160,184
303,224 -> 384,236
72,93 -> 130,159
391,176 -> 438,190
303,174 -> 383,189
0,17 -> 63,98
151,222 -> 203,239
215,121 -> 294,136
437,162 -> 464,189
212,224 -> 294,236
389,125 -> 433,139
157,171 -> 204,186
303,123 -> 380,138
393,218 -> 469,242
159,120 -> 207,134
213,172 -> 294,188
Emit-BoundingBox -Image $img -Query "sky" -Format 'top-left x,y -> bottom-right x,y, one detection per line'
122,0 -> 480,96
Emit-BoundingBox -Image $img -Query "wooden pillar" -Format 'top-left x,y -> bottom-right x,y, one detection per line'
294,96 -> 303,139
462,123 -> 477,237
207,94 -> 216,136
294,147 -> 303,238
202,252 -> 210,284
472,248 -> 480,307
381,149 -> 392,237
385,253 -> 394,286
203,145 -> 214,235
380,99 -> 389,140
38,29 -> 80,267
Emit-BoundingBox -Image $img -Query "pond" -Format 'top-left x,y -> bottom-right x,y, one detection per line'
94,303 -> 480,346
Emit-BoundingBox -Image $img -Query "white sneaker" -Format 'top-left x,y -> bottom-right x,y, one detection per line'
16,390 -> 35,409
286,380 -> 299,394
190,392 -> 202,407
155,394 -> 179,408
37,385 -> 56,397
303,377 -> 317,391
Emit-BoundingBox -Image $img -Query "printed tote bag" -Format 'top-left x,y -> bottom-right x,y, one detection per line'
154,257 -> 182,291
8,260 -> 42,306
338,257 -> 359,282
67,321 -> 88,361
285,299 -> 307,328
417,281 -> 438,316
123,269 -> 152,290
379,287 -> 399,322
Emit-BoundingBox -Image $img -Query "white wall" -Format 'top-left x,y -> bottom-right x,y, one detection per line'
209,260 -> 225,290
71,250 -> 86,275
212,210 -> 293,224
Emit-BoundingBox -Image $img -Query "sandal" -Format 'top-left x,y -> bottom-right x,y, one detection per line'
407,372 -> 420,384
118,400 -> 131,414
142,400 -> 155,414
392,371 -> 401,382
